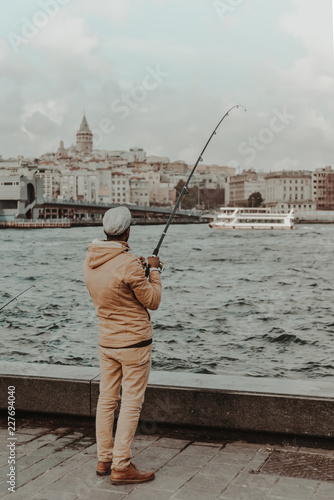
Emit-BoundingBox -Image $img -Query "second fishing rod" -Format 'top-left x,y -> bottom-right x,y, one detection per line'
145,104 -> 246,275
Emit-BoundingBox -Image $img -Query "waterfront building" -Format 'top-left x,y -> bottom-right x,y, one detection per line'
264,171 -> 314,212
138,171 -> 173,205
312,166 -> 334,210
0,173 -> 43,221
227,170 -> 265,206
37,165 -> 61,199
96,169 -> 130,204
0,157 -> 22,171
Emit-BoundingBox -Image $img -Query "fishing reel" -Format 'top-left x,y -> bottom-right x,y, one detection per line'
144,258 -> 164,278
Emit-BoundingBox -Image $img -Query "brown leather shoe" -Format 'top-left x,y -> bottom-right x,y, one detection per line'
111,463 -> 155,485
96,461 -> 112,476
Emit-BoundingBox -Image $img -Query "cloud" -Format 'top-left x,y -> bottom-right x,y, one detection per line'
21,101 -> 68,126
0,39 -> 10,62
31,16 -> 99,56
75,0 -> 130,22
0,0 -> 333,171
23,111 -> 58,137
279,0 -> 333,58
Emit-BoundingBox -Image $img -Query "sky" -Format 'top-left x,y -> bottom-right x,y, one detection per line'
0,0 -> 333,172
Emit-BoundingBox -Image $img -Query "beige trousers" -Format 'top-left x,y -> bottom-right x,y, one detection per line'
96,343 -> 152,470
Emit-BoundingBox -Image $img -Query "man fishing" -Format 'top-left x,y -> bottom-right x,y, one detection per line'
83,206 -> 162,485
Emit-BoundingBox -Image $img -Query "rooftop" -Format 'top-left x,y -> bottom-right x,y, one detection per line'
78,114 -> 91,133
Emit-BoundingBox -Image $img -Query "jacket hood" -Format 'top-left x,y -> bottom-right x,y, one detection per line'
85,239 -> 130,269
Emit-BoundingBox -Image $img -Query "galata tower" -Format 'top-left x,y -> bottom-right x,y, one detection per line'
76,113 -> 93,153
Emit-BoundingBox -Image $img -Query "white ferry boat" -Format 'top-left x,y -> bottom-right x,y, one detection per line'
209,207 -> 295,230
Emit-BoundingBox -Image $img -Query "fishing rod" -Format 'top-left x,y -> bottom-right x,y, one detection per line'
0,285 -> 35,312
152,104 -> 246,258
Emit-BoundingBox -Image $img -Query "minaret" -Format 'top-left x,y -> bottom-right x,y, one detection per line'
57,139 -> 65,156
76,113 -> 93,153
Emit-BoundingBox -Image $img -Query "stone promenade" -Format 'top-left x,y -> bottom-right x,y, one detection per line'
0,416 -> 333,500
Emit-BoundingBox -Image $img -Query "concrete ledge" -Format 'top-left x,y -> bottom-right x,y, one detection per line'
1,361 -> 334,438
0,362 -> 99,416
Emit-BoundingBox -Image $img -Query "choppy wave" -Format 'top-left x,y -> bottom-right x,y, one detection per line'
1,224 -> 334,379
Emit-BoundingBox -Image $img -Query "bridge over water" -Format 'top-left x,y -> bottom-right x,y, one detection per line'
37,199 -> 206,225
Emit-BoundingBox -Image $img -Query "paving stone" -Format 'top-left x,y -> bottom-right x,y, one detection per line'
31,490 -> 77,500
18,433 -> 60,454
314,482 -> 334,497
208,456 -> 249,472
17,445 -> 77,472
0,481 -> 10,495
0,454 -> 8,467
162,464 -> 202,479
193,441 -> 223,448
16,433 -> 37,444
210,452 -> 253,466
267,478 -> 316,499
154,438 -> 190,449
167,452 -> 212,468
103,480 -> 138,495
9,453 -> 93,498
232,471 -> 278,488
224,442 -> 262,452
186,473 -> 231,491
50,427 -> 72,436
219,484 -> 271,500
173,483 -> 223,499
200,462 -> 240,479
133,446 -> 180,470
138,471 -> 190,492
17,427 -> 53,436
16,451 -> 82,487
134,434 -> 160,443
77,489 -> 127,500
180,444 -> 220,456
270,475 -> 320,489
126,487 -> 173,499
46,475 -> 103,496
81,443 -> 97,456
0,429 -> 10,439
245,450 -> 272,471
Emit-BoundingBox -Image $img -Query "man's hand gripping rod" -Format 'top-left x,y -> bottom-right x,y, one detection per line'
150,105 -> 246,264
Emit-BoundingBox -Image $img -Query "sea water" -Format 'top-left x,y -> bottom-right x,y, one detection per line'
1,223 -> 333,379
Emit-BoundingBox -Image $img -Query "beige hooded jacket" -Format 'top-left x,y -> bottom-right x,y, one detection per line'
83,239 -> 162,348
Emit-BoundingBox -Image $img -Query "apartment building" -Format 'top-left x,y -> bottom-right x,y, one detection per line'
111,172 -> 130,205
264,171 -> 313,211
130,177 -> 150,206
60,169 -> 98,202
312,166 -> 334,210
227,170 -> 264,206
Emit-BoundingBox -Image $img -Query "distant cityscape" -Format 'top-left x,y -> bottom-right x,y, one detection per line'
0,113 -> 334,222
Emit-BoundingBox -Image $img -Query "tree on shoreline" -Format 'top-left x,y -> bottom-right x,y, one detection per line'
248,192 -> 263,207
